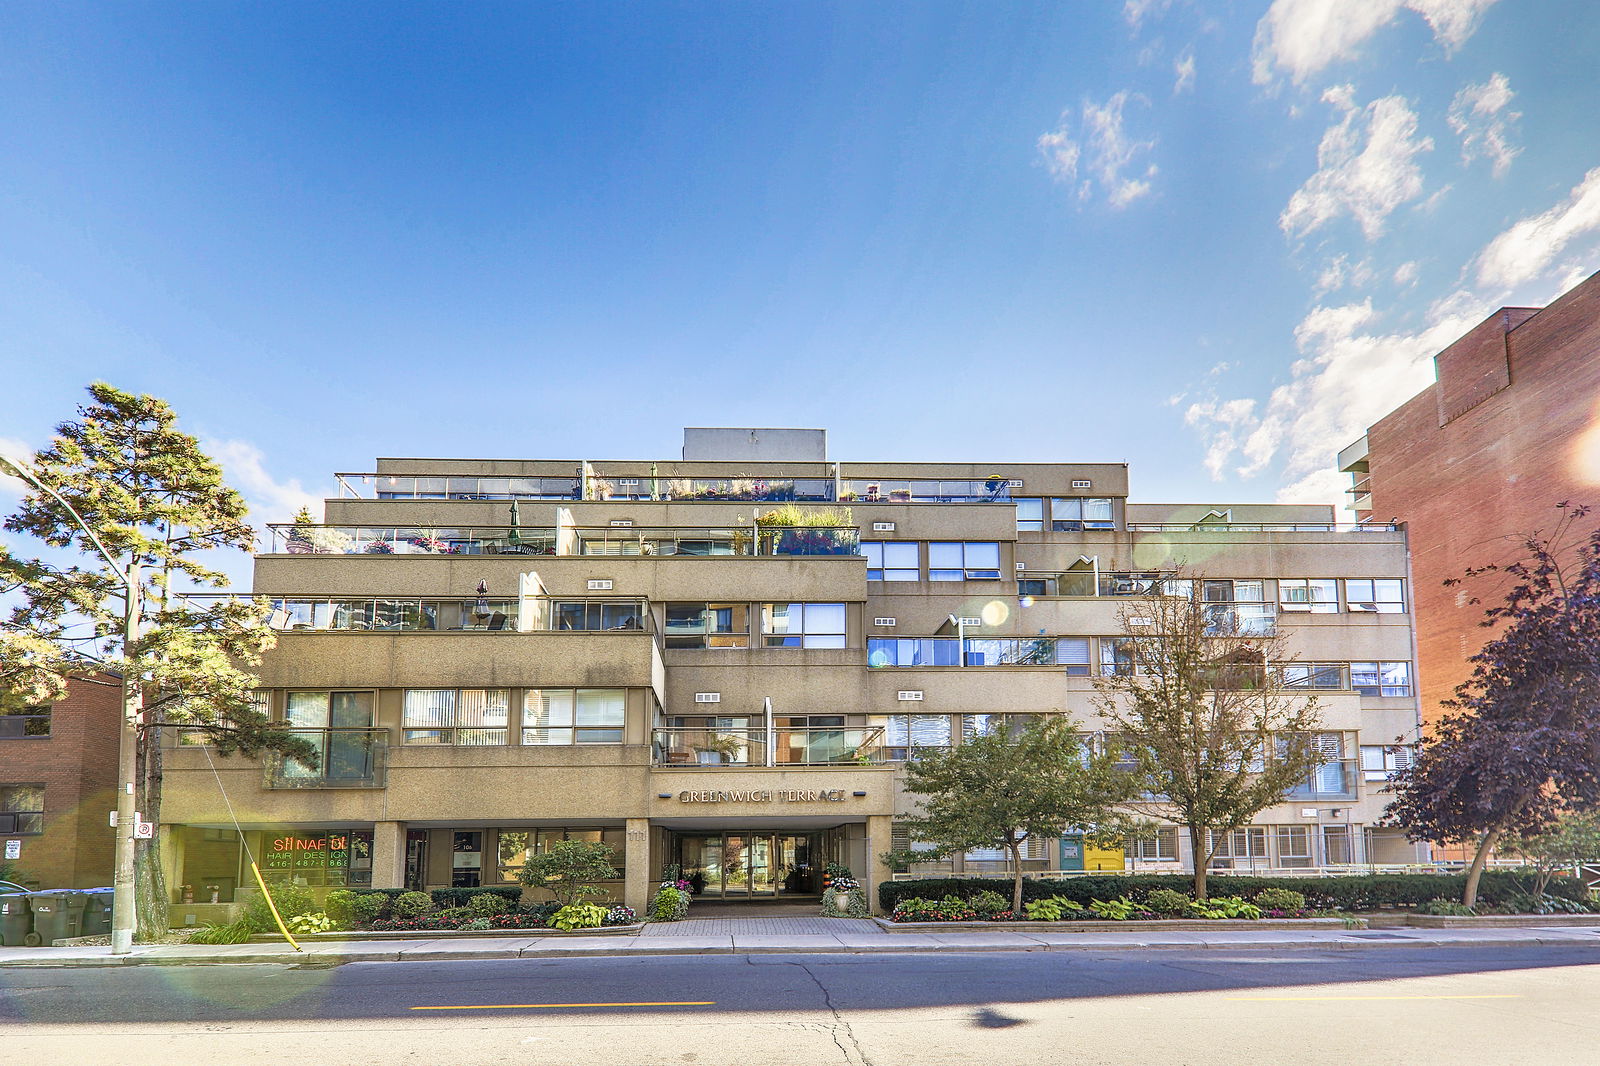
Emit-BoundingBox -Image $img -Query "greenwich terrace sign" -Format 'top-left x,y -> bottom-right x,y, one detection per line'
678,789 -> 849,804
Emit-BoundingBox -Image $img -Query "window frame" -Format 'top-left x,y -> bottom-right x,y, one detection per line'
926,541 -> 1002,581
521,688 -> 627,745
1278,578 -> 1339,613
1351,661 -> 1412,697
1345,578 -> 1405,613
0,783 -> 44,835
762,603 -> 848,648
863,541 -> 920,582
401,688 -> 512,746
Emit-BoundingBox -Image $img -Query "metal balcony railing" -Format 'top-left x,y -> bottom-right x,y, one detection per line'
336,474 -> 581,500
1285,759 -> 1360,801
254,596 -> 651,634
841,478 -> 1013,504
266,524 -> 557,556
1125,522 -> 1400,533
264,729 -> 388,788
652,727 -> 886,766
867,637 -> 1071,668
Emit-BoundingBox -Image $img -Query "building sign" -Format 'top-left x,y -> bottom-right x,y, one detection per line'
261,832 -> 369,886
678,789 -> 850,804
4,840 -> 18,860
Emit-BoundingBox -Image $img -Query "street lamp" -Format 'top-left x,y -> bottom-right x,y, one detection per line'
1,451 -> 142,955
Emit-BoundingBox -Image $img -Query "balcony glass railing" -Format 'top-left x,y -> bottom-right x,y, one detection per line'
867,637 -> 1066,668
1125,522 -> 1399,533
652,727 -> 885,766
257,597 -> 650,633
597,477 -> 836,502
577,526 -> 755,556
841,479 -> 1012,504
1017,572 -> 1188,598
264,729 -> 387,788
337,474 -> 581,500
1286,760 -> 1359,801
266,525 -> 557,556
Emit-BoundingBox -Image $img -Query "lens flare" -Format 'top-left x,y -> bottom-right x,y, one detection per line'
1572,400 -> 1600,486
981,600 -> 1009,627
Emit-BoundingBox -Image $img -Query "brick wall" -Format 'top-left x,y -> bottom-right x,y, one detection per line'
0,676 -> 121,888
1366,269 -> 1600,729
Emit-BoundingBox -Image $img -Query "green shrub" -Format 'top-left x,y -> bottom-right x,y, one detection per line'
1144,888 -> 1191,916
1188,896 -> 1261,920
1254,888 -> 1307,912
323,890 -> 357,928
970,890 -> 1008,918
241,881 -> 318,932
428,887 -> 522,909
392,891 -> 436,919
1088,897 -> 1144,920
187,918 -> 255,944
1023,896 -> 1083,921
465,893 -> 508,918
551,903 -> 607,930
286,912 -> 335,935
821,888 -> 869,918
350,893 -> 387,925
649,886 -> 689,922
1418,898 -> 1476,916
460,917 -> 493,931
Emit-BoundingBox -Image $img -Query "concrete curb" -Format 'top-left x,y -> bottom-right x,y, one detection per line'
4,930 -> 1598,968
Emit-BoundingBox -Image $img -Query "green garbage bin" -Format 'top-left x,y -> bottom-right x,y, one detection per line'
81,888 -> 114,936
24,891 -> 87,946
0,893 -> 30,947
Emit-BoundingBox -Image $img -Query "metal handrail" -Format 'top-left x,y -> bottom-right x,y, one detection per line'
265,524 -> 557,555
1126,522 -> 1400,533
652,726 -> 886,766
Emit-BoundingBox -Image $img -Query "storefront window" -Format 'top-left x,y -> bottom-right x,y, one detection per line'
260,830 -> 372,887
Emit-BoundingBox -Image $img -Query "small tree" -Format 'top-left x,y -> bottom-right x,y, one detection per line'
0,383 -> 312,939
1386,505 -> 1600,906
895,715 -> 1140,913
1091,574 -> 1325,899
518,839 -> 618,907
1501,812 -> 1600,898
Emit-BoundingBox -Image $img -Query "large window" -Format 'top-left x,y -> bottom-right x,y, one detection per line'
1361,744 -> 1416,781
763,603 -> 847,648
0,784 -> 43,835
285,691 -> 374,729
1016,498 -> 1044,532
1056,637 -> 1091,676
664,604 -> 749,649
1207,827 -> 1268,866
402,689 -> 510,745
452,831 -> 483,888
1345,579 -> 1405,613
1351,661 -> 1412,697
496,827 -> 626,883
1275,825 -> 1314,868
927,542 -> 1001,581
1280,663 -> 1347,689
1278,579 -> 1338,613
1099,637 -> 1140,676
1050,497 -> 1115,531
522,689 -> 626,744
863,542 -> 919,581
281,692 -> 378,784
1127,827 -> 1179,862
1202,579 -> 1275,635
876,715 -> 951,760
0,702 -> 50,738
553,600 -> 642,631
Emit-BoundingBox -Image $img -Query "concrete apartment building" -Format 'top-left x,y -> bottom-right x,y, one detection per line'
1340,267 -> 1600,730
159,428 -> 1426,918
0,676 -> 120,889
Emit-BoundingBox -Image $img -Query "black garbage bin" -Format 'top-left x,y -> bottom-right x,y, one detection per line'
24,891 -> 87,946
81,888 -> 114,936
0,893 -> 30,947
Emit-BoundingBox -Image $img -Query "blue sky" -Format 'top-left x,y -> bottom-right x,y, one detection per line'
3,0 -> 1599,539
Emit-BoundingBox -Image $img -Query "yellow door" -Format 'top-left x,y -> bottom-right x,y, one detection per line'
1083,843 -> 1125,872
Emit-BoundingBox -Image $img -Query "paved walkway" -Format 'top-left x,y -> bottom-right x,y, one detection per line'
3,921 -> 1598,969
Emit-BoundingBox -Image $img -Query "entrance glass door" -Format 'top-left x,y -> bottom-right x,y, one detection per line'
680,833 -> 819,898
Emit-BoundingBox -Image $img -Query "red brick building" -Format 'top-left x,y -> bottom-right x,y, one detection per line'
1341,267 -> 1600,731
0,676 -> 121,889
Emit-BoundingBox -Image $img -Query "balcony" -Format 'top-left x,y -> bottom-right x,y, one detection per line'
841,478 -> 1012,504
337,474 -> 580,500
867,636 -> 1068,668
266,524 -> 557,556
574,525 -> 859,557
653,727 -> 886,766
596,476 -> 836,502
1125,522 -> 1399,533
254,596 -> 650,634
264,729 -> 388,789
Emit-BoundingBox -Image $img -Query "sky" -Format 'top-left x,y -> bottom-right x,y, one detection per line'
3,0 -> 1600,548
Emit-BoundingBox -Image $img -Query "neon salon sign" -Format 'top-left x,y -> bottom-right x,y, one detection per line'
271,834 -> 349,852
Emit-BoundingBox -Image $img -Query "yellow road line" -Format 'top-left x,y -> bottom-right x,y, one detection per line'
1225,994 -> 1521,1002
410,1001 -> 716,1011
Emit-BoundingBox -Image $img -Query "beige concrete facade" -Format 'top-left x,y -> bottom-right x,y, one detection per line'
161,435 -> 1425,919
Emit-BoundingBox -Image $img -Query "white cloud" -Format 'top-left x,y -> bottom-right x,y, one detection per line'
1124,0 -> 1175,29
1448,72 -> 1520,176
1252,0 -> 1500,85
1183,397 -> 1257,478
1393,260 -> 1420,285
1313,254 -> 1375,296
205,439 -> 322,527
1173,49 -> 1196,94
1037,92 -> 1158,208
1474,166 -> 1600,290
1280,87 -> 1432,241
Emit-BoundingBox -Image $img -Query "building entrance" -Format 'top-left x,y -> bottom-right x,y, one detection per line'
675,833 -> 821,898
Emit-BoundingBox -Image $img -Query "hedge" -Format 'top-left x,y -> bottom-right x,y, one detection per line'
878,870 -> 1580,912
350,887 -> 523,911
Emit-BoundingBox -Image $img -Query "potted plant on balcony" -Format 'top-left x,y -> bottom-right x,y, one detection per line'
693,733 -> 745,765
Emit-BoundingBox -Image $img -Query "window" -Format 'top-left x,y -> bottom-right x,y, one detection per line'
402,689 -> 510,745
1322,824 -> 1354,864
522,689 -> 626,744
1202,579 -> 1276,635
0,785 -> 43,835
763,603 -> 847,648
1056,637 -> 1091,676
1127,827 -> 1178,862
496,827 -> 626,882
1099,636 -> 1140,676
1360,744 -> 1416,781
1351,661 -> 1411,697
281,692 -> 377,784
1280,663 -> 1346,689
664,604 -> 748,649
179,691 -> 268,747
1016,498 -> 1044,532
1049,497 -> 1115,531
553,600 -> 642,631
961,714 -> 1040,741
286,691 -> 374,729
1345,578 -> 1405,613
927,542 -> 1001,581
863,541 -> 919,581
1207,827 -> 1268,866
1278,579 -> 1338,613
452,831 -> 482,888
0,702 -> 50,738
1275,825 -> 1313,868
876,715 -> 951,760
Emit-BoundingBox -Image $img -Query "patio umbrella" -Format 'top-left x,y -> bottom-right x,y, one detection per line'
508,500 -> 523,549
474,579 -> 490,618
650,461 -> 660,501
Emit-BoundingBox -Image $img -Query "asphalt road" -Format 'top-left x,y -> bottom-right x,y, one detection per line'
5,945 -> 1600,1065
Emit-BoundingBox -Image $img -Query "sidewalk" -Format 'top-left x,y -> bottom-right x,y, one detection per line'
5,917 -> 1600,968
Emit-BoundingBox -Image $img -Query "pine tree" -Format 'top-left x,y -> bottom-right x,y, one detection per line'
0,383 -> 312,940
